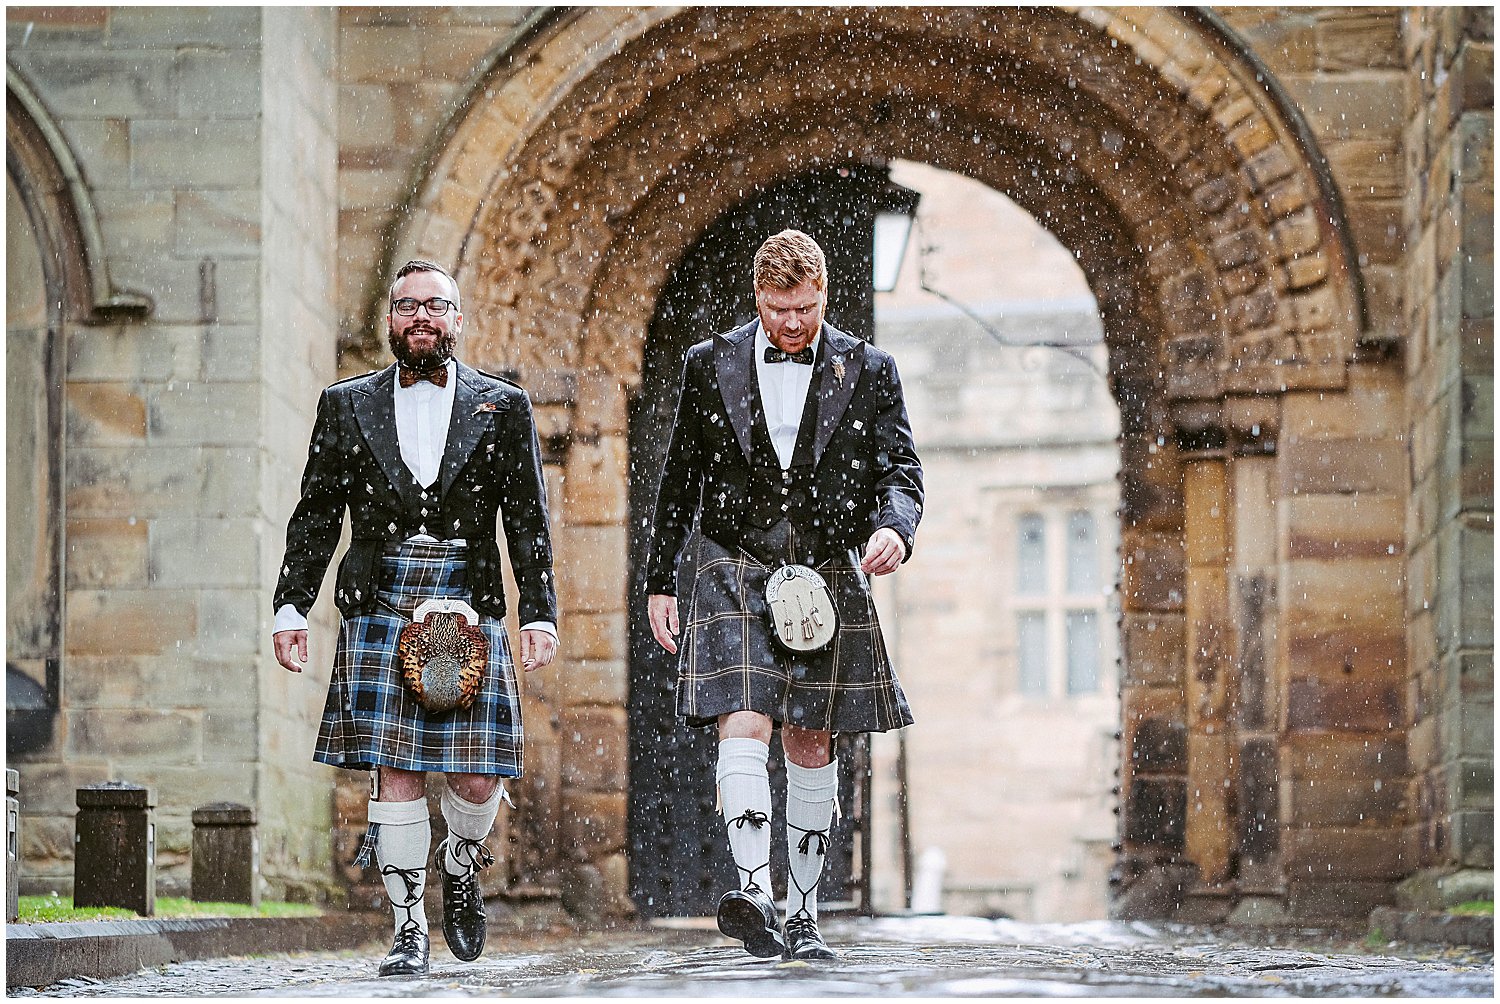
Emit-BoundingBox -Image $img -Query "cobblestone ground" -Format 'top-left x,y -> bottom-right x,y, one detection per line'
14,916 -> 1493,998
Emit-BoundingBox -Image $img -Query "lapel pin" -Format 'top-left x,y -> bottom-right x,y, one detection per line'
833,357 -> 846,386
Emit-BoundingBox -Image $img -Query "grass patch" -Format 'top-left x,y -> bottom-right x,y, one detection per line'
17,893 -> 321,924
1447,900 -> 1494,917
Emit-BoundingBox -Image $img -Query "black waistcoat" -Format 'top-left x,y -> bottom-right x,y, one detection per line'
745,358 -> 822,531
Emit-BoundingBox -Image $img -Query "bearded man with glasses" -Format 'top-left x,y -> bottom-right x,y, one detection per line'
272,260 -> 558,977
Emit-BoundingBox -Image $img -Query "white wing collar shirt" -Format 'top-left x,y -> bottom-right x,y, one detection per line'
753,322 -> 819,470
273,359 -> 556,639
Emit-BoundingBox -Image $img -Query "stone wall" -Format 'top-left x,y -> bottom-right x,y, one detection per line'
5,6 -> 338,899
1401,7 -> 1494,878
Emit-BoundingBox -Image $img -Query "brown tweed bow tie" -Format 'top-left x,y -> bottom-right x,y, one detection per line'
398,365 -> 448,389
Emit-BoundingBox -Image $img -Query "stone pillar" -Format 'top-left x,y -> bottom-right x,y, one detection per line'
74,783 -> 155,916
191,802 -> 259,906
1182,458 -> 1233,911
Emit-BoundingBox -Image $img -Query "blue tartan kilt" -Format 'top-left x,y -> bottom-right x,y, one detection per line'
313,539 -> 522,777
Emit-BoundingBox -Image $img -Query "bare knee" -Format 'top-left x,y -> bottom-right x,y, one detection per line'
447,773 -> 500,804
782,726 -> 833,768
718,711 -> 773,745
377,766 -> 427,802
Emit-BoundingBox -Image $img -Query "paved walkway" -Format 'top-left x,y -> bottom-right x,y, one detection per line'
11,916 -> 1493,997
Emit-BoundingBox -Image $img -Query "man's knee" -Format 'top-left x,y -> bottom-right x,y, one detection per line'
782,726 -> 833,768
718,710 -> 774,744
376,766 -> 427,802
447,772 -> 500,804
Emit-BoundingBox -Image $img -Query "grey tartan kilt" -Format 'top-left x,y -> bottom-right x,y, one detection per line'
314,539 -> 522,777
676,521 -> 914,734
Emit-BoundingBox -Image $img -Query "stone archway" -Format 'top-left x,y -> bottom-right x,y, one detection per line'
373,7 -> 1399,921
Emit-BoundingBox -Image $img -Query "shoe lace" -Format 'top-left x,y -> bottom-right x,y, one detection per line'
785,913 -> 820,943
447,834 -> 495,874
391,918 -> 425,954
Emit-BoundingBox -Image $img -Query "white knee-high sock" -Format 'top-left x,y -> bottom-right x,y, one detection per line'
785,759 -> 839,922
369,797 -> 431,936
717,738 -> 773,893
440,784 -> 502,876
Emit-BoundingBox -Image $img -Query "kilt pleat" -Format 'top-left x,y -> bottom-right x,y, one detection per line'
677,522 -> 914,734
314,539 -> 522,776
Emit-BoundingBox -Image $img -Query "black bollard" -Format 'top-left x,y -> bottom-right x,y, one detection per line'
191,802 -> 259,906
6,769 -> 18,922
74,782 -> 155,916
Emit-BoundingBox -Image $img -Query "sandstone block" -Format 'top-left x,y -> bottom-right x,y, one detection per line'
1123,614 -> 1186,687
556,526 -> 628,614
1185,731 -> 1233,885
106,6 -> 261,48
1285,826 -> 1414,881
1314,9 -> 1405,70
1184,461 -> 1227,566
1324,138 -> 1403,200
14,763 -> 113,814
1278,438 -> 1405,495
66,383 -> 147,445
559,791 -> 627,862
1287,878 -> 1395,920
147,382 -> 261,446
552,659 -> 628,707
16,49 -> 179,118
1122,535 -> 1186,612
67,325 -> 203,383
1186,567 -> 1230,725
197,589 -> 263,656
174,191 -> 261,259
176,47 -> 262,118
66,446 -> 260,518
1285,495 -> 1403,560
65,517 -> 148,590
122,764 -> 258,819
1285,676 -> 1403,732
563,612 -> 626,662
563,436 -> 629,526
558,706 -> 628,792
130,120 -> 260,188
65,588 -> 199,655
65,708 -> 201,762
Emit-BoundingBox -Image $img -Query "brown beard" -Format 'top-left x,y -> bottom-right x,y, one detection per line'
387,320 -> 456,372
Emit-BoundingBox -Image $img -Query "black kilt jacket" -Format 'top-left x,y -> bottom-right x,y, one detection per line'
273,360 -> 557,626
645,320 -> 923,595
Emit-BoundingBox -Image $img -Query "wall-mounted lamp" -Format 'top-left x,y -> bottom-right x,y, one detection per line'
871,178 -> 921,293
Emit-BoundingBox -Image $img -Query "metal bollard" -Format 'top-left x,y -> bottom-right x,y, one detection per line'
74,782 -> 155,916
191,802 -> 259,906
6,769 -> 19,922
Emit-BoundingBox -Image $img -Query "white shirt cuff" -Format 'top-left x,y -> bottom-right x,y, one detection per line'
519,621 -> 557,640
273,604 -> 309,634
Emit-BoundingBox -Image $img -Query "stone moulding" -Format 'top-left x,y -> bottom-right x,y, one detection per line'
362,5 -> 1366,416
5,66 -> 153,323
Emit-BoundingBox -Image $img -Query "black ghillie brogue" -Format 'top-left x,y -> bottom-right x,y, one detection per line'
437,835 -> 494,962
716,885 -> 786,958
378,920 -> 430,976
783,912 -> 838,961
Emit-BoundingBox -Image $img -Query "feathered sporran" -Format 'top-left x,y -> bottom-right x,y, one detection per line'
398,611 -> 488,713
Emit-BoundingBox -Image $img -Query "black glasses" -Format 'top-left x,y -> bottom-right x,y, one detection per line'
391,297 -> 456,317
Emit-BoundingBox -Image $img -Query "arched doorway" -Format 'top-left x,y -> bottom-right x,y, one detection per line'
374,7 -> 1394,921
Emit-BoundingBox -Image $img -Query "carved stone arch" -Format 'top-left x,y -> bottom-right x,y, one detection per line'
5,66 -> 151,323
379,5 -> 1364,420
374,5 -> 1385,915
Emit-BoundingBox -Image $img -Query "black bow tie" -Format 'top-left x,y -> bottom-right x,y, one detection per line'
764,345 -> 814,365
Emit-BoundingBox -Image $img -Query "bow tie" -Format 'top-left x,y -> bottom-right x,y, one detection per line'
398,365 -> 449,389
764,345 -> 814,365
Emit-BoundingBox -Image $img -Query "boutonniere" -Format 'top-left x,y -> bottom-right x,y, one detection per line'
832,356 -> 846,386
473,401 -> 501,415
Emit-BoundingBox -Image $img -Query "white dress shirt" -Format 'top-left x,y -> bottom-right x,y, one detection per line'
274,358 -> 556,640
753,323 -> 819,470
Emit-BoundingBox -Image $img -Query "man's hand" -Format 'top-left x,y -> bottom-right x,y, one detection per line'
647,594 -> 680,654
274,629 -> 309,673
860,527 -> 907,576
519,629 -> 557,672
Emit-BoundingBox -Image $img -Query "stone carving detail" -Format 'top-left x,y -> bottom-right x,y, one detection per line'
432,7 -> 1360,409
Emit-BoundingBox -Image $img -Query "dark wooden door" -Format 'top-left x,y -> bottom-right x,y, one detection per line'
627,166 -> 892,918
